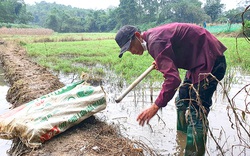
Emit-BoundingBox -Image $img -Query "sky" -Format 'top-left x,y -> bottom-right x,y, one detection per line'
23,0 -> 240,11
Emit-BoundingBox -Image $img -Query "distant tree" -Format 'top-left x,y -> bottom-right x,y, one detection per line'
16,3 -> 33,24
157,0 -> 173,24
139,0 -> 158,23
24,0 -> 240,33
238,0 -> 250,8
45,12 -> 60,31
224,7 -> 244,23
0,2 -> 6,22
84,10 -> 99,32
105,8 -> 118,31
95,10 -> 109,32
158,0 -> 210,24
116,0 -> 138,27
204,0 -> 224,22
0,0 -> 32,24
0,0 -> 18,23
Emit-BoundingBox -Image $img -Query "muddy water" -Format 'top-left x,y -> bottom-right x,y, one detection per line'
95,68 -> 250,156
58,68 -> 250,155
0,67 -> 250,155
0,66 -> 12,155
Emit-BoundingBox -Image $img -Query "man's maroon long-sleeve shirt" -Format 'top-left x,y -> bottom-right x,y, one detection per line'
142,23 -> 227,107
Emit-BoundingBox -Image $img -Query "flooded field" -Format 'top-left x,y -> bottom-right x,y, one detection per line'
60,67 -> 250,155
98,69 -> 250,156
0,66 -> 250,155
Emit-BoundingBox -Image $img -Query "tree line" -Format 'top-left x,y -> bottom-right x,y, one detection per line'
0,0 -> 249,32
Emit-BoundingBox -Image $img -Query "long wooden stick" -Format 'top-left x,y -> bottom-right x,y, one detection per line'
115,65 -> 155,103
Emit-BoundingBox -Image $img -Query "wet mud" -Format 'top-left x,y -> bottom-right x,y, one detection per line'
0,40 -> 155,156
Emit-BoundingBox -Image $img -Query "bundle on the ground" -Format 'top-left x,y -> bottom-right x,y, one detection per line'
0,80 -> 107,148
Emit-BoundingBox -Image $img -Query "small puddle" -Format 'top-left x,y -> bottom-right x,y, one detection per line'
0,66 -> 12,155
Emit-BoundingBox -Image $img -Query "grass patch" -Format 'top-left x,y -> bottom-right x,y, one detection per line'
219,37 -> 250,71
23,33 -> 250,84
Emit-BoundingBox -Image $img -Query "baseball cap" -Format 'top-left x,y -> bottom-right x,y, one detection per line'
115,25 -> 138,58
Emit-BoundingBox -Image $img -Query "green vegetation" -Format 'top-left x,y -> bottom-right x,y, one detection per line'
206,23 -> 241,33
25,36 -> 162,83
221,37 -> 250,71
1,0 -> 249,33
0,0 -> 32,24
0,23 -> 36,28
23,33 -> 250,84
243,20 -> 250,37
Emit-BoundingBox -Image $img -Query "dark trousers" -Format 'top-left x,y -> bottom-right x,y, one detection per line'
176,56 -> 226,155
178,55 -> 227,113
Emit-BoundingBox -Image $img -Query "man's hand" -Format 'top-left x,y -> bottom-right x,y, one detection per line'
152,61 -> 158,70
137,103 -> 160,126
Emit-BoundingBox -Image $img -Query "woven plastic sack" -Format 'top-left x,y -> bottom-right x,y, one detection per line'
0,80 -> 107,148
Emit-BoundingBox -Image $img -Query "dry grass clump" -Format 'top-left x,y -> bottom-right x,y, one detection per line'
33,36 -> 114,43
0,27 -> 54,35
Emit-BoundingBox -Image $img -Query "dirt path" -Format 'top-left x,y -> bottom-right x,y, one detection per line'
0,40 -> 156,156
0,40 -> 64,108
